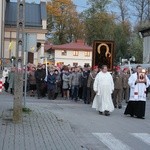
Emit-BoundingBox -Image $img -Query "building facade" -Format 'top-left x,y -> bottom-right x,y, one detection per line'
139,27 -> 150,64
0,0 -> 7,68
45,40 -> 93,67
3,0 -> 47,67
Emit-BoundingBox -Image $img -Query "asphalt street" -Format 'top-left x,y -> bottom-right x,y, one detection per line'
1,93 -> 150,150
31,98 -> 150,150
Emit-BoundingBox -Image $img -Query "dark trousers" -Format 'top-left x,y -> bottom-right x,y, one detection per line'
87,87 -> 95,104
113,89 -> 122,107
4,77 -> 9,91
78,87 -> 83,99
71,85 -> 79,100
122,87 -> 129,102
82,86 -> 88,104
48,88 -> 55,100
36,82 -> 42,98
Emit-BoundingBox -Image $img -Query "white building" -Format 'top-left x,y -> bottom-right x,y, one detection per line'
139,27 -> 150,64
45,40 -> 93,67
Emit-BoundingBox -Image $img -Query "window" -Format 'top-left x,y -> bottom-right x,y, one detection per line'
73,62 -> 78,66
61,50 -> 67,56
84,51 -> 90,57
73,51 -> 79,56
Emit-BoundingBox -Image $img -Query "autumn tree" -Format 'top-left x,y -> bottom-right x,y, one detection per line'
47,0 -> 84,44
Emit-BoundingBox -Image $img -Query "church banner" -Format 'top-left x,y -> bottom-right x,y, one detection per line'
92,40 -> 114,71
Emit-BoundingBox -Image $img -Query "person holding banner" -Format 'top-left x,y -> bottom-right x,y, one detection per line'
124,65 -> 150,119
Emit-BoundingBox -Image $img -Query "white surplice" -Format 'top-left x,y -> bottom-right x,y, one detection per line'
128,73 -> 150,101
92,71 -> 114,112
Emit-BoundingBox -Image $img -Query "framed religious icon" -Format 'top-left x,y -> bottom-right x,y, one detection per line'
138,69 -> 146,83
92,40 -> 115,71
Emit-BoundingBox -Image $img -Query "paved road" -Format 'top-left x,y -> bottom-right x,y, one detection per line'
1,92 -> 150,150
36,98 -> 150,150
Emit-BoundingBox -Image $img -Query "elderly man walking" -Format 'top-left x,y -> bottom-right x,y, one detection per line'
92,65 -> 114,116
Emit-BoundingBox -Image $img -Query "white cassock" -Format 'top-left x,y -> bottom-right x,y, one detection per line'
92,71 -> 114,112
128,73 -> 150,101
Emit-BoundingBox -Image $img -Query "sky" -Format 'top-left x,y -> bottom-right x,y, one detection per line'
11,0 -> 89,12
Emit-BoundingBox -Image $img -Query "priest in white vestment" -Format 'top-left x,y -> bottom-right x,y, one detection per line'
92,65 -> 114,116
124,65 -> 150,119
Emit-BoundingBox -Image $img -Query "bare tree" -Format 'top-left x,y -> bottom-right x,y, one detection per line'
114,0 -> 129,22
130,0 -> 148,24
87,0 -> 111,13
145,0 -> 150,21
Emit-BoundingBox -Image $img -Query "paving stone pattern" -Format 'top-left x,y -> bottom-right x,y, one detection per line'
0,101 -> 87,150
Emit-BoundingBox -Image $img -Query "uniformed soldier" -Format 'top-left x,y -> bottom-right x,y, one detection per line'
122,68 -> 130,103
87,66 -> 98,104
113,67 -> 123,109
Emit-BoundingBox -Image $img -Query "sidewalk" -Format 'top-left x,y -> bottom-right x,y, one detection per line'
0,94 -> 87,150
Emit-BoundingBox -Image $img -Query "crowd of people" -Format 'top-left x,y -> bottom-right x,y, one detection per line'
2,63 -> 150,119
2,63 -> 96,104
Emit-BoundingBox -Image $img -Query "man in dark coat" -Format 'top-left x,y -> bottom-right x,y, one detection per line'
81,64 -> 90,104
35,64 -> 46,99
47,67 -> 56,100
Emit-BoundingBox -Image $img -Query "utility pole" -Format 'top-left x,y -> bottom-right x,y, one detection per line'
13,0 -> 25,123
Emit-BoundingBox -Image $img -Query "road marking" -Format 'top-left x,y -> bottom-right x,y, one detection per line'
93,133 -> 132,150
131,133 -> 150,145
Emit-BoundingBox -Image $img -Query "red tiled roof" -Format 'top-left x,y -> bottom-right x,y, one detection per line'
45,40 -> 92,51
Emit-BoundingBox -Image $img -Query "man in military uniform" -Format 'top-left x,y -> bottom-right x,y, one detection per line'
87,66 -> 98,104
113,67 -> 123,109
122,68 -> 130,103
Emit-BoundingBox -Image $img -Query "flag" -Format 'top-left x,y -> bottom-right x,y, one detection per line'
8,41 -> 14,51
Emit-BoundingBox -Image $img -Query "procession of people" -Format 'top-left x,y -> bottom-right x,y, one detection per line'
1,63 -> 150,119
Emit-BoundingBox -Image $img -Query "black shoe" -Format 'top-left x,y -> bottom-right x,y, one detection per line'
104,110 -> 110,116
75,98 -> 78,102
118,106 -> 122,109
99,111 -> 103,115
